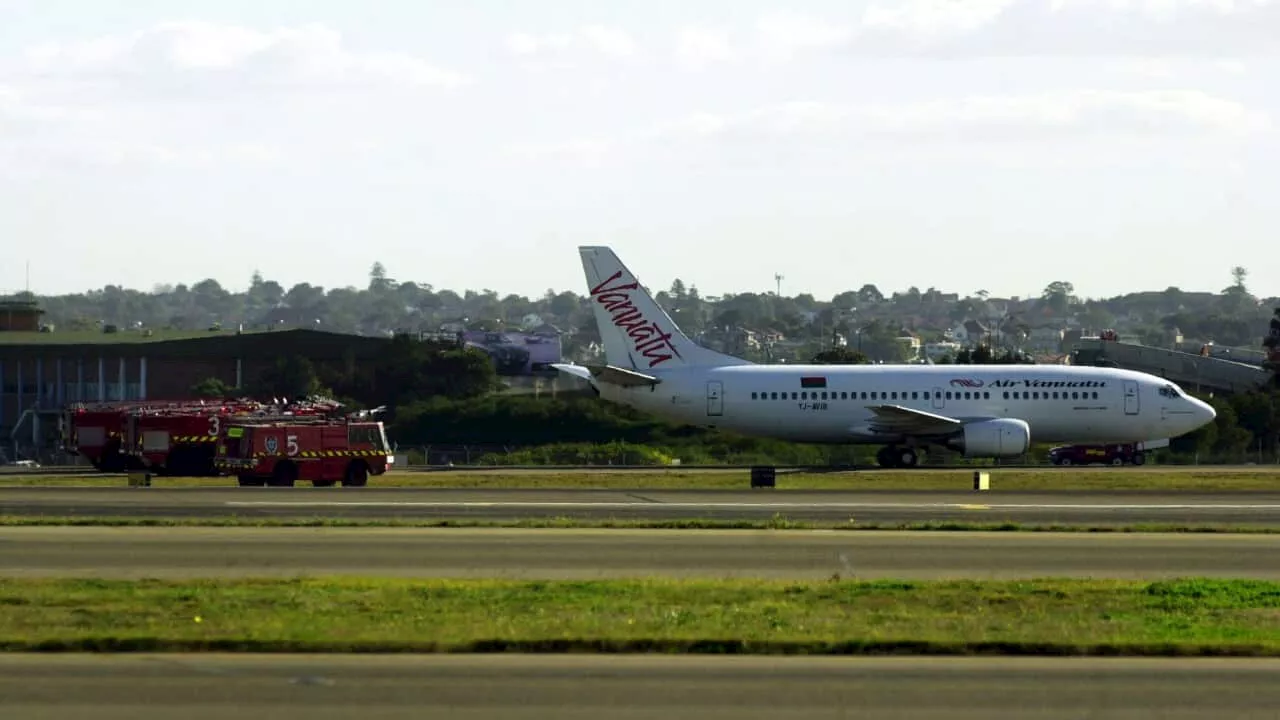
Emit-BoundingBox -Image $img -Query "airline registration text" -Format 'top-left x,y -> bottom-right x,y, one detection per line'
798,402 -> 829,411
590,270 -> 682,368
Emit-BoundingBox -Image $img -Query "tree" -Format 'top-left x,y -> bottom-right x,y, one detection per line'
1041,281 -> 1076,315
856,284 -> 884,303
253,356 -> 326,401
190,377 -> 232,399
812,347 -> 869,364
1231,266 -> 1248,293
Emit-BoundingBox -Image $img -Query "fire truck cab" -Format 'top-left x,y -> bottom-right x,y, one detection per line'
215,419 -> 394,487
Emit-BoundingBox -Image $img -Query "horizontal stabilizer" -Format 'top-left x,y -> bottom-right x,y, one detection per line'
551,363 -> 662,387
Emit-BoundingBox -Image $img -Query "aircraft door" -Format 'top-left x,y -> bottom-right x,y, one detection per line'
931,387 -> 945,410
706,381 -> 724,417
1122,380 -> 1139,415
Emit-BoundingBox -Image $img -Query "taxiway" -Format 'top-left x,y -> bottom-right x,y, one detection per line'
3,655 -> 1280,720
3,487 -> 1280,526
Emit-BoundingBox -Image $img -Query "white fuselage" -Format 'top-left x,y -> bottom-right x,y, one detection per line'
596,363 -> 1211,446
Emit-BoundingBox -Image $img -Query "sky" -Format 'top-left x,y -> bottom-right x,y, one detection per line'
0,0 -> 1276,303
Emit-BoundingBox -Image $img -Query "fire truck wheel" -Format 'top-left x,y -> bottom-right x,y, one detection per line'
238,475 -> 265,487
269,462 -> 298,488
343,461 -> 369,487
312,480 -> 336,488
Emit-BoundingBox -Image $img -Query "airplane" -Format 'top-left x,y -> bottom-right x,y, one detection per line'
552,246 -> 1217,468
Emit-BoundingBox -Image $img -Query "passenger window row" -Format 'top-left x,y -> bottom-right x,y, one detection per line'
748,390 -> 1101,401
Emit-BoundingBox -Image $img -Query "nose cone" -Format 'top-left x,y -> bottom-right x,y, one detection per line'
1191,397 -> 1216,428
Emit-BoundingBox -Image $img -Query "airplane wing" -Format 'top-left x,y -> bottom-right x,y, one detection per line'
551,363 -> 661,388
863,404 -> 965,437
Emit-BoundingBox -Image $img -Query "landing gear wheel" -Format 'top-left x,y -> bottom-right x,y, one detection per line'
1111,457 -> 1124,466
897,447 -> 919,468
1132,452 -> 1146,466
1059,458 -> 1072,466
876,446 -> 896,468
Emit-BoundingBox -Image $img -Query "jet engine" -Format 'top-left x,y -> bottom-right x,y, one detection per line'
943,418 -> 1031,458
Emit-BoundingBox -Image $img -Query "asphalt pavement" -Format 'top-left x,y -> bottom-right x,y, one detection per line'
3,487 -> 1280,526
5,526 -> 1280,579
3,655 -> 1280,720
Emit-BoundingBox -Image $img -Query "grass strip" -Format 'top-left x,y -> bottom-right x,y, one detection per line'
4,468 -> 1280,490
2,577 -> 1279,656
0,514 -> 1277,534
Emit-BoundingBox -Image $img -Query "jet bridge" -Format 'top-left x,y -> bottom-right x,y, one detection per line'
1070,337 -> 1274,396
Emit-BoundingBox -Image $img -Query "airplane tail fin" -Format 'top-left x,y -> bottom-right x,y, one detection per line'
578,246 -> 752,371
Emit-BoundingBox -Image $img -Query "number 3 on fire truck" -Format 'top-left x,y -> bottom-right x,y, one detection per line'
207,416 -> 220,437
287,435 -> 299,457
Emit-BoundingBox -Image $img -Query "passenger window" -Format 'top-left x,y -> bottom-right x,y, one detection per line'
841,392 -> 848,399
1002,391 -> 1009,399
1071,392 -> 1078,399
983,392 -> 990,399
751,392 -> 757,400
890,392 -> 897,400
1092,391 -> 1098,399
1033,392 -> 1040,399
1052,392 -> 1058,399
912,391 -> 919,400
945,391 -> 952,399
770,392 -> 777,400
822,392 -> 828,400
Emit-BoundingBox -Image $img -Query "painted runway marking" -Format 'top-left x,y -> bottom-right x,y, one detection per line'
223,501 -> 1280,510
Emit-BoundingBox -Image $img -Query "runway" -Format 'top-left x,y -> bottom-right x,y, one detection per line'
5,526 -> 1280,579
4,487 -> 1280,526
4,655 -> 1280,719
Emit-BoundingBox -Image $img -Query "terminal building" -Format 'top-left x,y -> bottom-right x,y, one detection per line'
0,325 -> 391,463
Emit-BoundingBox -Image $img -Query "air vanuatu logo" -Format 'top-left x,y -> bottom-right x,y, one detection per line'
265,436 -> 279,454
589,269 -> 683,369
950,379 -> 984,388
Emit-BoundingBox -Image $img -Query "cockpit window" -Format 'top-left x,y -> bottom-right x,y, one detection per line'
1158,384 -> 1181,399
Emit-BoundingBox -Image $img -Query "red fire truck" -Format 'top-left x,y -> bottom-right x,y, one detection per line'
1047,443 -> 1146,466
64,397 -> 345,475
62,400 -> 209,472
123,398 -> 345,476
213,414 -> 394,487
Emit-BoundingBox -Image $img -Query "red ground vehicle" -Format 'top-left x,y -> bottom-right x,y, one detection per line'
124,398 -> 345,476
62,400 -> 209,472
213,416 -> 394,487
1048,443 -> 1146,466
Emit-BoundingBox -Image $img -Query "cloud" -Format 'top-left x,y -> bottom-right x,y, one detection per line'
0,137 -> 285,176
14,21 -> 469,93
674,27 -> 738,68
0,21 -> 468,172
506,138 -> 614,167
670,0 -> 1279,63
678,91 -> 1270,138
506,25 -> 638,69
519,89 -> 1269,165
